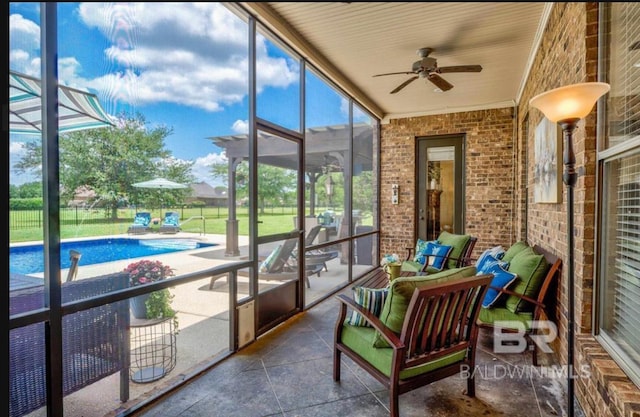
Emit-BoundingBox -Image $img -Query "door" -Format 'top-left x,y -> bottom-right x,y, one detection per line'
254,125 -> 304,334
417,135 -> 465,241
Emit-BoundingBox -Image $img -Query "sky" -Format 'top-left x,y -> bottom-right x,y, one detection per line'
9,2 -> 354,187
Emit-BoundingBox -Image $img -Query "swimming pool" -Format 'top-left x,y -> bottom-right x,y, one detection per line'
10,238 -> 217,275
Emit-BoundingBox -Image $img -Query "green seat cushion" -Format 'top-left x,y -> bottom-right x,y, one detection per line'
400,260 -> 443,275
477,306 -> 534,330
341,324 -> 467,379
401,260 -> 424,273
505,246 -> 550,313
502,241 -> 530,263
373,266 -> 477,348
437,231 -> 471,269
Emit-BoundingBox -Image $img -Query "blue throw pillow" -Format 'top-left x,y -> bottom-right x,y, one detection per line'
482,263 -> 518,308
476,254 -> 509,275
347,286 -> 389,327
420,242 -> 453,271
476,246 -> 505,269
413,239 -> 433,263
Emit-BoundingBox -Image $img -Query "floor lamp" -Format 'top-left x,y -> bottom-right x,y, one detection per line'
529,82 -> 610,417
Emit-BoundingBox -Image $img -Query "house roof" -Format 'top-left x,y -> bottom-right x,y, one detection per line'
190,181 -> 227,199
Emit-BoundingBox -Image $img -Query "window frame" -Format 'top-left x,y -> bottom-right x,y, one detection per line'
595,1 -> 640,388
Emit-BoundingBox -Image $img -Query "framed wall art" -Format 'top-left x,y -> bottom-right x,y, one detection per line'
533,117 -> 562,203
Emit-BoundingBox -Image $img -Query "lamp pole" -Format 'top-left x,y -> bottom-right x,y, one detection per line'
560,117 -> 579,416
529,82 -> 610,417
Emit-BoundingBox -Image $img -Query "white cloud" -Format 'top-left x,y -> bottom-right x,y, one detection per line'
231,120 -> 248,134
9,13 -> 41,75
73,3 -> 298,113
9,140 -> 39,185
10,141 -> 27,156
10,4 -> 299,114
190,152 -> 228,188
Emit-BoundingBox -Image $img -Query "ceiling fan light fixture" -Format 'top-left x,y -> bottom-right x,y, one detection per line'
433,87 -> 443,93
373,47 -> 481,94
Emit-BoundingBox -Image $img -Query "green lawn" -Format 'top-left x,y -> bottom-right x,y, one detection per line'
9,207 -> 372,243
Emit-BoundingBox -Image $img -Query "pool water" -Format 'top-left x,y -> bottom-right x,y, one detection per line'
10,238 -> 217,275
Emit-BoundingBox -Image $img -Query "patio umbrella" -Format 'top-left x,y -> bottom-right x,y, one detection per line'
132,177 -> 189,216
10,70 -> 113,134
132,178 -> 188,189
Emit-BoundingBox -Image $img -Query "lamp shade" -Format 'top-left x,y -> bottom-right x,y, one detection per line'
529,82 -> 610,122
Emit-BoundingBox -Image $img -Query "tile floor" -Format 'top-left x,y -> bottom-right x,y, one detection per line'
133,284 -> 583,417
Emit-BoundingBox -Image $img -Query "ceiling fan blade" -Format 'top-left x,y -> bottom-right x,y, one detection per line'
390,76 -> 418,94
373,71 -> 415,77
438,65 -> 483,73
427,74 -> 454,91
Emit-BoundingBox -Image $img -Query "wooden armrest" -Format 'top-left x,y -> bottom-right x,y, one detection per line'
416,253 -> 451,272
491,286 -> 545,309
335,294 -> 404,349
405,247 -> 415,261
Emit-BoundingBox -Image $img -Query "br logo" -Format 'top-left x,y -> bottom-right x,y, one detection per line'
493,320 -> 557,353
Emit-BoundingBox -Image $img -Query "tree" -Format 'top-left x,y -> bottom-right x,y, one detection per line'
352,171 -> 373,217
10,181 -> 43,199
15,113 -> 194,218
211,159 -> 296,214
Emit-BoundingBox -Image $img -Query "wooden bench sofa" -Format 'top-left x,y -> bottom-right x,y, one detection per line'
476,243 -> 562,366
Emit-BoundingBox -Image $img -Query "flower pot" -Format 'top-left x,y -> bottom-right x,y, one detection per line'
130,293 -> 150,319
386,262 -> 402,281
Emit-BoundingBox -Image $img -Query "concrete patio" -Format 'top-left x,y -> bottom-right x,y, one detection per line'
131,278 -> 583,417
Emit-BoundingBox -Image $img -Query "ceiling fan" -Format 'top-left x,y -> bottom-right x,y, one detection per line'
372,47 -> 482,94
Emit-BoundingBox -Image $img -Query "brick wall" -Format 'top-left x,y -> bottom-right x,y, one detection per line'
380,108 -> 517,259
380,3 -> 640,416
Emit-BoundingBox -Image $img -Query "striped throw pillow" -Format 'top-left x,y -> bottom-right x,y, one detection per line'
347,286 -> 389,327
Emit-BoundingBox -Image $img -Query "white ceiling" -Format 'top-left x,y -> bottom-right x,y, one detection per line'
242,2 -> 551,122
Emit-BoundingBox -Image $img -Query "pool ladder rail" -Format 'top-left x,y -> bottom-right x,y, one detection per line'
179,215 -> 206,235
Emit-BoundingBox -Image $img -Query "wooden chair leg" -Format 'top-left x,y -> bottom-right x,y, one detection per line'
333,349 -> 341,381
466,373 -> 475,397
389,386 -> 399,417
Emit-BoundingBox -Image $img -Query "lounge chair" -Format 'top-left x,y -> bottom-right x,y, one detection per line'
208,237 -> 324,289
159,211 -> 181,234
296,224 -> 340,272
127,211 -> 152,235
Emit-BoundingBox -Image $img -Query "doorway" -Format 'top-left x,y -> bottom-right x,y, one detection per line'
254,124 -> 304,335
417,135 -> 465,241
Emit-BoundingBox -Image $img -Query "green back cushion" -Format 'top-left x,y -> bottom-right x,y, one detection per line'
437,231 -> 471,269
372,266 -> 477,347
502,241 -> 530,263
505,246 -> 550,313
